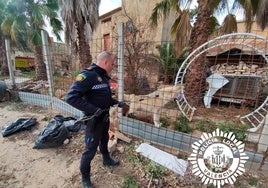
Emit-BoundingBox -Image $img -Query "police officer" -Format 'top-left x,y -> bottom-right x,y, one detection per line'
66,51 -> 129,188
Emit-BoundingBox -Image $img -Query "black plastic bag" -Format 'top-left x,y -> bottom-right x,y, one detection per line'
33,115 -> 72,149
62,116 -> 84,132
1,118 -> 37,137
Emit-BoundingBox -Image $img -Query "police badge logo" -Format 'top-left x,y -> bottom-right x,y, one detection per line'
97,76 -> 102,82
188,128 -> 248,188
76,74 -> 86,81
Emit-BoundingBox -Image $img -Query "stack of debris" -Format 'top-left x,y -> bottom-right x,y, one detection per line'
20,80 -> 49,94
211,61 -> 267,76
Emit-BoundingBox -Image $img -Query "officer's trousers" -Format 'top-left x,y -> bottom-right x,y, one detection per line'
80,115 -> 110,179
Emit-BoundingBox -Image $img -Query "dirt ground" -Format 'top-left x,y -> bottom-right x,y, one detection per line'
0,102 -> 134,188
1,101 -> 268,188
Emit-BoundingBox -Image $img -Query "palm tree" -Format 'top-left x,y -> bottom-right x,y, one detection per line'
150,0 -> 268,105
157,42 -> 182,83
58,0 -> 101,69
0,0 -> 9,76
150,0 -> 192,58
1,0 -> 63,81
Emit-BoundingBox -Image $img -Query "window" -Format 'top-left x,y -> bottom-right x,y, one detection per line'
103,34 -> 110,51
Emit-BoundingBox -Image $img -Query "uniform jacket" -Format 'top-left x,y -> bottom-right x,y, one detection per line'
66,64 -> 118,116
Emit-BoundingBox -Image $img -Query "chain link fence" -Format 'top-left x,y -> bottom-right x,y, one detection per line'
1,25 -> 268,184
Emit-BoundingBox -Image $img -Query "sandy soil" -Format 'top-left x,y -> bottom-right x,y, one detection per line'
0,102 -> 132,188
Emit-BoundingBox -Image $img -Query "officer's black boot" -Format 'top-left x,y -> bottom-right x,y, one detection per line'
82,177 -> 93,188
102,154 -> 120,166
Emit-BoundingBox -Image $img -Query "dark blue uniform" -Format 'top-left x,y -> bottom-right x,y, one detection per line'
66,63 -> 118,115
66,63 -> 118,180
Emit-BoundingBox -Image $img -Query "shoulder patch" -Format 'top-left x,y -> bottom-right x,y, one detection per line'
76,74 -> 86,81
97,76 -> 102,82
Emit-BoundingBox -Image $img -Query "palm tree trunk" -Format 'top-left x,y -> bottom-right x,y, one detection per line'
184,56 -> 207,105
34,46 -> 47,81
0,35 -> 9,76
77,19 -> 92,69
184,1 -> 214,106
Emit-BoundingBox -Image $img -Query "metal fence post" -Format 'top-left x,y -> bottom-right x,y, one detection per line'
5,38 -> 16,88
41,30 -> 54,109
117,23 -> 124,120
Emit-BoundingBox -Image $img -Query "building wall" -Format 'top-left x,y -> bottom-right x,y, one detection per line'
237,21 -> 268,38
122,0 -> 174,43
91,0 -> 176,58
237,21 -> 268,54
91,1 -> 179,88
90,7 -> 123,60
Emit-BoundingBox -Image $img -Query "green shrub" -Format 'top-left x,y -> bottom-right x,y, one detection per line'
123,175 -> 138,188
248,176 -> 259,186
216,121 -> 249,141
160,116 -> 169,128
173,114 -> 192,133
125,142 -> 142,164
195,118 -> 216,132
145,161 -> 166,179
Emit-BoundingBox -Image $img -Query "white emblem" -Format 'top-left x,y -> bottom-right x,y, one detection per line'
188,128 -> 248,188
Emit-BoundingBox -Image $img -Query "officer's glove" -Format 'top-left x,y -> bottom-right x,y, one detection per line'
118,102 -> 129,116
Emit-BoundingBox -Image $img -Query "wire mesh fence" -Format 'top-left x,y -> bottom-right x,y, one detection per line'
1,27 -> 268,186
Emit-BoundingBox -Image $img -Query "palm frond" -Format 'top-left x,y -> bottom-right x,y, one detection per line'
76,0 -> 100,28
30,3 -> 45,26
42,5 -> 57,18
256,0 -> 268,30
209,0 -> 222,12
149,0 -> 174,28
84,22 -> 93,44
1,17 -> 13,36
59,0 -> 99,44
46,0 -> 59,10
50,18 -> 63,41
220,13 -> 238,34
243,0 -> 254,32
171,10 -> 191,57
250,0 -> 259,15
10,22 -> 18,43
15,15 -> 28,31
149,6 -> 160,27
209,16 -> 220,33
61,0 -> 75,28
30,29 -> 42,46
